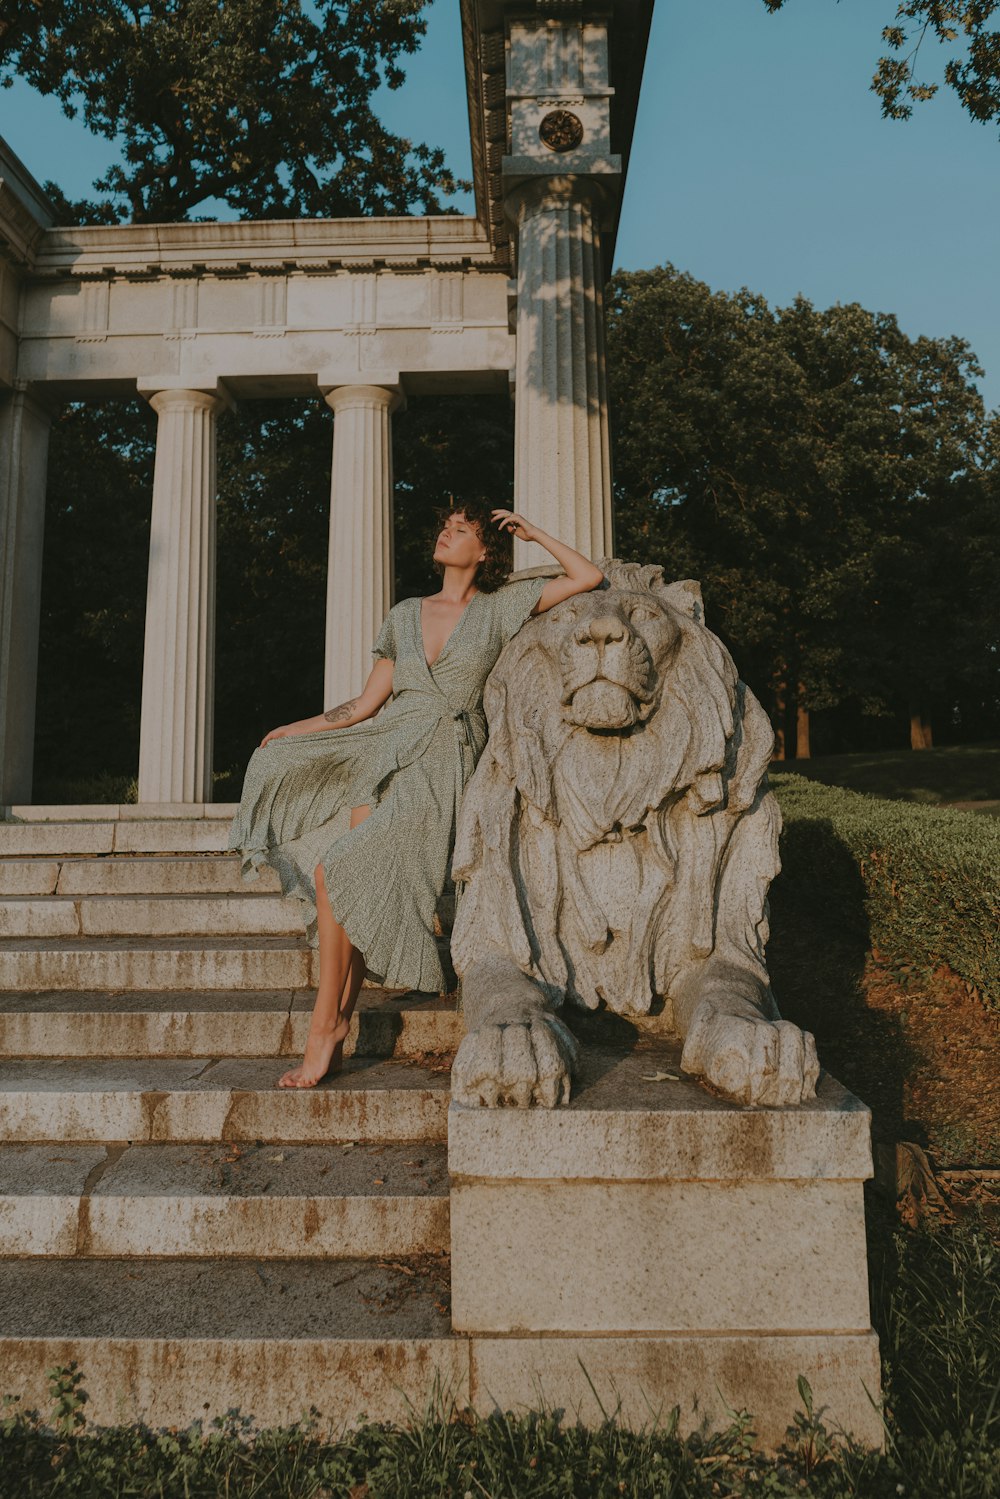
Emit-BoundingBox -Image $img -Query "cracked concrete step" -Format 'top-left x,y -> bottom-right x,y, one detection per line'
0,936 -> 320,991
0,1142 -> 449,1259
0,1255 -> 458,1429
0,855 -> 281,898
0,893 -> 305,939
0,1056 -> 452,1145
0,988 -> 463,1059
0,820 -> 235,856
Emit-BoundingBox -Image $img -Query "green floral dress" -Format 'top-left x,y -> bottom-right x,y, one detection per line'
226,576 -> 547,994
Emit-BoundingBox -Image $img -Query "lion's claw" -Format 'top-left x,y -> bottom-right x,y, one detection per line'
451,1012 -> 579,1108
680,1001 -> 819,1107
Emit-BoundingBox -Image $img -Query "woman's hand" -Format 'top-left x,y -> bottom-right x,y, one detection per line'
492,508 -> 538,544
259,716 -> 324,748
260,724 -> 294,747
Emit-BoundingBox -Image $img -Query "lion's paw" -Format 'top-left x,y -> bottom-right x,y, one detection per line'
680,1001 -> 819,1107
451,1013 -> 580,1108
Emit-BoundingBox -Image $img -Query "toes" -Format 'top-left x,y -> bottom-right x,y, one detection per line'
772,1020 -> 806,1106
535,1073 -> 560,1108
452,1026 -> 503,1107
499,1023 -> 537,1107
706,1016 -> 756,1104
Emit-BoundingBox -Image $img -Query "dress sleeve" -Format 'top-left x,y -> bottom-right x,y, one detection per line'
371,608 -> 398,662
493,575 -> 548,644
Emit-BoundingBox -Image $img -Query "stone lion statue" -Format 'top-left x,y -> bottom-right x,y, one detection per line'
449,559 -> 819,1110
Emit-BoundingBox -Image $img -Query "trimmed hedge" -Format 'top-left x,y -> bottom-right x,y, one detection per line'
770,773 -> 999,1013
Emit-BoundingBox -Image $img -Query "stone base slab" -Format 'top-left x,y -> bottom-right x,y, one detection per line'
0,1330 -> 882,1450
448,1041 -> 881,1447
470,1331 -> 883,1451
451,1178 -> 870,1334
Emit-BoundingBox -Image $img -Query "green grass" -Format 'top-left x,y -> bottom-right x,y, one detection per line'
779,740 -> 1000,809
2,1208 -> 998,1498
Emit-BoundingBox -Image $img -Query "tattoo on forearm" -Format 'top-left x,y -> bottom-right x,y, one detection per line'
323,698 -> 359,725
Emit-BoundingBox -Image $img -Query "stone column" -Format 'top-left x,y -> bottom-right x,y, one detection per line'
137,387 -> 225,804
321,384 -> 402,709
507,176 -> 613,570
0,383 -> 53,805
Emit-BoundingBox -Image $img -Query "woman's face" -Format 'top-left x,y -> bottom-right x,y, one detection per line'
432,511 -> 487,571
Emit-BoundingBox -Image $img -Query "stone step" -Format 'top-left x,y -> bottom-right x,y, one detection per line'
0,989 -> 463,1059
0,855 -> 281,898
0,819 -> 233,856
0,1256 -> 459,1430
0,936 -> 319,991
0,1253 -> 883,1445
0,893 -> 303,939
0,1056 -> 451,1145
2,803 -> 239,821
0,1142 -> 449,1259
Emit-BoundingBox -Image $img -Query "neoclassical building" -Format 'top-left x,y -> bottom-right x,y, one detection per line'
0,0 -> 653,806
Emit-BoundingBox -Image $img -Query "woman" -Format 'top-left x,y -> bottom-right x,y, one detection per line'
227,503 -> 604,1088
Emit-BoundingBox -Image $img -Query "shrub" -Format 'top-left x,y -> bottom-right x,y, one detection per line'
771,773 -> 999,1013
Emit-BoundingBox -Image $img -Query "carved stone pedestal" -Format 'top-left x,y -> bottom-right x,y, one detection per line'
449,1034 -> 883,1452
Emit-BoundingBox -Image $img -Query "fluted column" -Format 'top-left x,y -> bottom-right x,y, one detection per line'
0,383 -> 53,805
137,387 -> 224,803
322,384 -> 402,708
508,176 -> 613,570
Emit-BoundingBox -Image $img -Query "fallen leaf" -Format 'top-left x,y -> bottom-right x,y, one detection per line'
641,1071 -> 681,1083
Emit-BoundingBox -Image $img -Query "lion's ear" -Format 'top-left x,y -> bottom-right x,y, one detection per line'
661,579 -> 705,626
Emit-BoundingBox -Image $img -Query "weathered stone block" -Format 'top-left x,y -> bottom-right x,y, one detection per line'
449,1042 -> 881,1448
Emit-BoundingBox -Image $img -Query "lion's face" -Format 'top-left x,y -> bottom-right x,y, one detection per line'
552,589 -> 681,731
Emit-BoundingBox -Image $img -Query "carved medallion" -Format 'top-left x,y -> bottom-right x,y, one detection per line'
538,110 -> 584,152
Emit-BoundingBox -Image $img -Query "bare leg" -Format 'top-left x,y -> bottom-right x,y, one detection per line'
277,805 -> 371,1088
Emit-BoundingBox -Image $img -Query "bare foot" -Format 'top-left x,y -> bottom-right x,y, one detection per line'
277,1013 -> 351,1088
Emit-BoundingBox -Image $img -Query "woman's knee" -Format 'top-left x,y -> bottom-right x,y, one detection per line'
349,803 -> 371,829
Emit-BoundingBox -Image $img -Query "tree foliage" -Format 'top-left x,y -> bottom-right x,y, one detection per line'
763,0 -> 1000,133
0,0 -> 463,224
607,264 -> 997,753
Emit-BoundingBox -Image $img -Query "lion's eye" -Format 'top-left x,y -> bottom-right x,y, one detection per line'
628,603 -> 660,624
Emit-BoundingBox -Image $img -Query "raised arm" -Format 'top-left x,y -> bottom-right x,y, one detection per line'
492,510 -> 604,612
259,658 -> 394,747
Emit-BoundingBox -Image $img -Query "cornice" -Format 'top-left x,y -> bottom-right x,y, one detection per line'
0,134 -> 56,270
28,215 -> 506,280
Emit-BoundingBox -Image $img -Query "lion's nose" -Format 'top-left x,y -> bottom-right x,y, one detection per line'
578,612 -> 628,648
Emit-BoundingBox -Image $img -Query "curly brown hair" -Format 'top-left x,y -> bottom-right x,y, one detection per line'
431,496 -> 512,593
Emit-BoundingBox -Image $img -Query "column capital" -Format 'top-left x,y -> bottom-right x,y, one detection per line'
320,382 -> 405,416
502,163 -> 621,230
136,377 -> 235,415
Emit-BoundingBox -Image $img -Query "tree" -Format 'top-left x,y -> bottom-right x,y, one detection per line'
0,0 -> 463,224
762,0 -> 1000,134
606,264 -> 993,755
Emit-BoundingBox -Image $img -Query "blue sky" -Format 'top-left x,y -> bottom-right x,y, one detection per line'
3,0 -> 997,410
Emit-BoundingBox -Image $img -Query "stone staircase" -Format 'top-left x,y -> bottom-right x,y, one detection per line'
0,805 -> 466,1429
